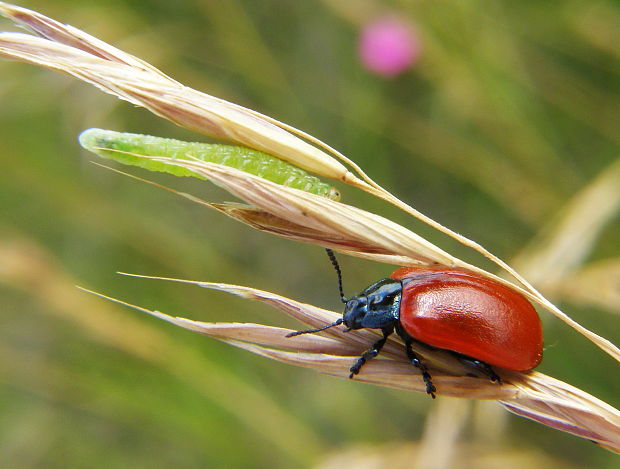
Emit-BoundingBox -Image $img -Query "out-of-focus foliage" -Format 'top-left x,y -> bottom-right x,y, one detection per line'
0,1 -> 618,468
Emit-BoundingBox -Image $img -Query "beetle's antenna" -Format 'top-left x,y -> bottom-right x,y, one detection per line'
285,318 -> 343,337
326,248 -> 348,303
286,250 -> 347,338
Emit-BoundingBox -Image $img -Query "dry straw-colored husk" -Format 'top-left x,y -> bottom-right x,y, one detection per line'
1,2 -> 618,451
81,277 -> 620,452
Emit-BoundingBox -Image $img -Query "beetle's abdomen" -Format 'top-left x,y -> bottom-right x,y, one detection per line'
391,267 -> 543,371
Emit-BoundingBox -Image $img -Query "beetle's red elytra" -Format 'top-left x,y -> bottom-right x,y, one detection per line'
287,250 -> 544,398
392,267 -> 543,372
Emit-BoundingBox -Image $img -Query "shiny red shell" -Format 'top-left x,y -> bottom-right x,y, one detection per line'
390,267 -> 543,371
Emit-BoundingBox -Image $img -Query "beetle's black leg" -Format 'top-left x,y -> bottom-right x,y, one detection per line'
453,354 -> 502,383
349,327 -> 393,378
404,340 -> 437,398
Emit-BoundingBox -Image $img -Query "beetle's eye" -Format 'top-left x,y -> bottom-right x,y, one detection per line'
370,295 -> 383,304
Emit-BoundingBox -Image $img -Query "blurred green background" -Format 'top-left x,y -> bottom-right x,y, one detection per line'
1,1 -> 618,468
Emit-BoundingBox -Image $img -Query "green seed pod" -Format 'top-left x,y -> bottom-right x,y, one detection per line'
79,129 -> 341,200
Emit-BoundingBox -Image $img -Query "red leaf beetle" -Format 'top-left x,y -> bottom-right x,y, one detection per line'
288,249 -> 543,398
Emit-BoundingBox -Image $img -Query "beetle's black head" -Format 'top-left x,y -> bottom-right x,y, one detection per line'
286,251 -> 403,338
343,278 -> 402,330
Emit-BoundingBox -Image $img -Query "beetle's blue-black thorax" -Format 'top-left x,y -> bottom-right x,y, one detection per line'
342,278 -> 402,330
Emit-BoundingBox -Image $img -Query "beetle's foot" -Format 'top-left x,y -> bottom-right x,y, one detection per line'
421,369 -> 436,398
403,340 -> 437,398
488,368 -> 502,384
452,353 -> 502,384
423,375 -> 437,399
348,329 -> 393,379
348,357 -> 366,378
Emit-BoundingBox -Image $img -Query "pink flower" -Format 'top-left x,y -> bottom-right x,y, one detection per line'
359,16 -> 421,77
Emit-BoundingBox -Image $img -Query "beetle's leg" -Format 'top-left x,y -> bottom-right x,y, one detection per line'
404,340 -> 437,398
453,354 -> 502,383
349,327 -> 393,378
